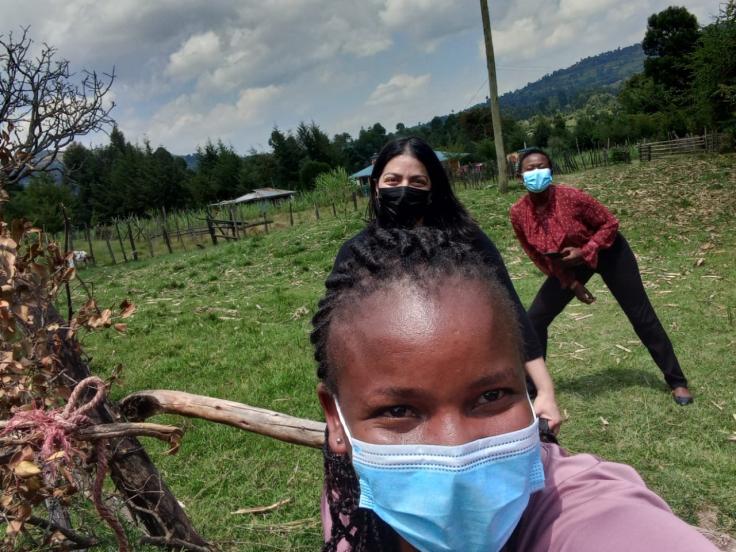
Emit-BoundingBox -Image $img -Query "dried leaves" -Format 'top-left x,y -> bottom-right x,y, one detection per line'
0,219 -> 136,550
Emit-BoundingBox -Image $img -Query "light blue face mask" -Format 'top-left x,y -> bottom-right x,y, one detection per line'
335,400 -> 545,552
522,167 -> 552,193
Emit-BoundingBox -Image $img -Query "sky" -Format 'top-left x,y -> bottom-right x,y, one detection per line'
1,0 -> 722,155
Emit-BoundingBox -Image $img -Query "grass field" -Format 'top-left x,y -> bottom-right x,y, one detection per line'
75,154 -> 736,550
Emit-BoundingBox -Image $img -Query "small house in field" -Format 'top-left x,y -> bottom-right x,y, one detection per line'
349,150 -> 469,190
210,187 -> 296,208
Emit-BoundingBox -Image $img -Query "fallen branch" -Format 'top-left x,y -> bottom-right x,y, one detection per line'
0,421 -> 182,446
121,390 -> 325,449
23,514 -> 99,548
230,498 -> 291,515
140,535 -> 214,552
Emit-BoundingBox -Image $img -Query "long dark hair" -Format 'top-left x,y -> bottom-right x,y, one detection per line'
368,137 -> 478,240
311,226 -> 522,551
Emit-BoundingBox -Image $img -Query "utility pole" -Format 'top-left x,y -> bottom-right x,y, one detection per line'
480,0 -> 509,192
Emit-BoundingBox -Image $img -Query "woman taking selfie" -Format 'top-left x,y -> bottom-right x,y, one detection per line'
510,148 -> 692,405
313,227 -> 714,551
332,137 -> 562,432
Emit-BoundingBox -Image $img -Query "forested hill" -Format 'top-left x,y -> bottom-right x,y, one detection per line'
496,44 -> 645,118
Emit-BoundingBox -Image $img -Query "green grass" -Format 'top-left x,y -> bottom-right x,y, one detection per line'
75,154 -> 736,550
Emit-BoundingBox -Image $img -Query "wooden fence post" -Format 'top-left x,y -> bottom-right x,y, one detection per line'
314,204 -> 320,220
229,207 -> 239,239
126,220 -> 138,261
206,212 -> 218,245
103,227 -> 117,265
173,214 -> 186,251
262,212 -> 269,234
115,222 -> 129,263
289,202 -> 294,226
162,226 -> 173,254
352,191 -> 358,211
84,225 -> 96,266
332,202 -> 337,217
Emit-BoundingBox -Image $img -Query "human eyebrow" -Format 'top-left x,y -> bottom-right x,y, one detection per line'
467,369 -> 521,391
366,386 -> 433,402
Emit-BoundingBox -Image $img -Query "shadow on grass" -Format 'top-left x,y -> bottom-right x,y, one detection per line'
555,365 -> 669,397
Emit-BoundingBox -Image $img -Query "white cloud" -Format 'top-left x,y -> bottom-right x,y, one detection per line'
559,0 -> 618,19
166,31 -> 222,80
367,73 -> 431,106
379,0 -> 477,51
141,85 -> 281,151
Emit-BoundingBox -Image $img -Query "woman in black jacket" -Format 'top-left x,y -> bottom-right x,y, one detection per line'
330,137 -> 562,432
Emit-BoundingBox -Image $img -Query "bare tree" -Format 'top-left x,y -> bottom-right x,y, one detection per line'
0,27 -> 115,190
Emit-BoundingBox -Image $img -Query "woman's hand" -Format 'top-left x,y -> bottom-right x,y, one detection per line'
560,246 -> 585,267
524,357 -> 562,435
533,392 -> 562,435
571,281 -> 596,304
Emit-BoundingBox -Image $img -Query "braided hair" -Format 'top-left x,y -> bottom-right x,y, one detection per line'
311,226 -> 523,551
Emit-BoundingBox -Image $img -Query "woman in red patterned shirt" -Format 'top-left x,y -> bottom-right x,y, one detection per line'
509,148 -> 693,405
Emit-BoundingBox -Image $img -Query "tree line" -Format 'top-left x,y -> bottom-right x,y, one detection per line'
4,3 -> 734,233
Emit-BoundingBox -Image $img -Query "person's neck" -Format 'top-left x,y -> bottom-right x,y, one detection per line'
529,187 -> 551,208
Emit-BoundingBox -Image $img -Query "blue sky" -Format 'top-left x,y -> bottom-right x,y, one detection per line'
2,0 -> 721,155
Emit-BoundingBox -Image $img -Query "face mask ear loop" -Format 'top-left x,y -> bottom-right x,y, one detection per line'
526,393 -> 538,424
333,399 -> 355,446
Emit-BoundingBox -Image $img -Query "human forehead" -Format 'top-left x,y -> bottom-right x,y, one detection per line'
328,277 -> 521,389
521,153 -> 550,171
380,154 -> 429,178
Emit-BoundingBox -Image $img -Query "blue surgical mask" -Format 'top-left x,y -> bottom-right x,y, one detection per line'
335,400 -> 545,552
522,168 -> 552,193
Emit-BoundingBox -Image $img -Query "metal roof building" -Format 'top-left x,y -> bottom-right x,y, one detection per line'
210,187 -> 296,207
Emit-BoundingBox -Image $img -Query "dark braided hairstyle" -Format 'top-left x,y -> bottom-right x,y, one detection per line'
311,226 -> 523,551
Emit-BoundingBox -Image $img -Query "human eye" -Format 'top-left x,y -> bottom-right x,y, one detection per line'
379,405 -> 415,418
382,174 -> 399,184
476,389 -> 510,406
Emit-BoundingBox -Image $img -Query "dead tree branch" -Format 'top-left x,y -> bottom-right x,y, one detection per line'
121,390 -> 326,449
0,27 -> 115,186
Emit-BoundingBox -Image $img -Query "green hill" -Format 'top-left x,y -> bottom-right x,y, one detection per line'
496,44 -> 645,118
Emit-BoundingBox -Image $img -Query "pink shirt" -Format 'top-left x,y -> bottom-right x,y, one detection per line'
321,443 -> 717,551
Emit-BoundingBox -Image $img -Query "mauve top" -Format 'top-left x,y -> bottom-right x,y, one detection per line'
510,184 -> 620,288
321,443 -> 718,551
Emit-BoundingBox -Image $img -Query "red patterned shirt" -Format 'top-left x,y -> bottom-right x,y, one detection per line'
510,184 -> 619,288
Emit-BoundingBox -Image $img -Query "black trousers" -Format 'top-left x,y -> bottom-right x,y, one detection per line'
527,233 -> 688,389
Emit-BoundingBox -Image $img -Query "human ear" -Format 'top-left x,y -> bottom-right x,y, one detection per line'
317,383 -> 349,455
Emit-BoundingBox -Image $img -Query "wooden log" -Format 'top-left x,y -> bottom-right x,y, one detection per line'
121,390 -> 326,449
0,421 -> 183,445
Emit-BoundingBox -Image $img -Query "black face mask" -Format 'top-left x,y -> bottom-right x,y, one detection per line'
376,186 -> 431,227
